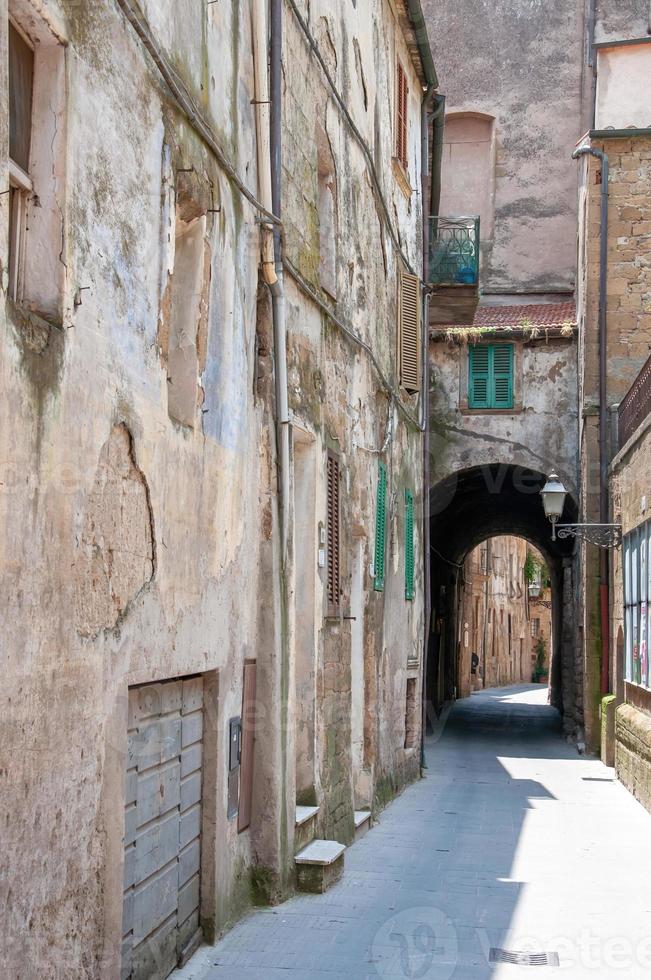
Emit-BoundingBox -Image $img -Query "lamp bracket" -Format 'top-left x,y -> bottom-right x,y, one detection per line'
555,523 -> 622,549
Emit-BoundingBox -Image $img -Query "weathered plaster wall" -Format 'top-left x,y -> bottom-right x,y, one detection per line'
282,0 -> 426,838
422,0 -> 584,293
1,0 -> 429,974
595,44 -> 651,130
1,1 -> 270,975
594,0 -> 650,43
429,335 -> 579,494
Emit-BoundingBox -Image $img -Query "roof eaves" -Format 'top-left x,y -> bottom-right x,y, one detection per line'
401,0 -> 438,89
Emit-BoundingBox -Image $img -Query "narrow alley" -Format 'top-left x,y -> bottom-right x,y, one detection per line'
176,686 -> 651,980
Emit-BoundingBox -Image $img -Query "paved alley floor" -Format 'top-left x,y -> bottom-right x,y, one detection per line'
176,685 -> 651,979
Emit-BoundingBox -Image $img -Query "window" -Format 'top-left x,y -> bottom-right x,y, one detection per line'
532,618 -> 541,638
405,489 -> 415,601
8,20 -> 34,302
398,271 -> 421,393
395,61 -> 408,171
373,462 -> 387,592
624,524 -> 650,688
326,451 -> 341,616
7,7 -> 66,317
468,343 -> 514,410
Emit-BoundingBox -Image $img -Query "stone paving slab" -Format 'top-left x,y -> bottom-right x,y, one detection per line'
174,685 -> 651,980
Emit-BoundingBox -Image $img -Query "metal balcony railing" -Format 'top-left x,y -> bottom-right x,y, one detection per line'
619,352 -> 651,447
428,216 -> 480,286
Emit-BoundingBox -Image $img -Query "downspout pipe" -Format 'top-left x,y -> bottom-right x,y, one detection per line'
268,0 -> 290,566
420,90 -> 445,767
572,144 -> 610,695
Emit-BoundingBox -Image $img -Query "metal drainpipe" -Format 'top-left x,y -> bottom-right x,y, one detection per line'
572,144 -> 610,695
420,90 -> 445,766
269,0 -> 290,566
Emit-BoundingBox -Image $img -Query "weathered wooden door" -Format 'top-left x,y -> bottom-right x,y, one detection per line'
121,677 -> 204,979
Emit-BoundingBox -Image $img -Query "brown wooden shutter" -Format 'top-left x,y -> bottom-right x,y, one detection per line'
396,62 -> 408,170
399,270 -> 421,393
238,660 -> 257,832
326,451 -> 340,617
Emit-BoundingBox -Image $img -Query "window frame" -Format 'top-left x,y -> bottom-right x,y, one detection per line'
373,461 -> 388,593
468,342 -> 515,411
8,18 -> 35,303
326,450 -> 341,618
395,60 -> 408,172
624,524 -> 650,689
404,489 -> 415,601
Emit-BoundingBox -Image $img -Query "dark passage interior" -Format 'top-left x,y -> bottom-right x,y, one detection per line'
427,465 -> 578,734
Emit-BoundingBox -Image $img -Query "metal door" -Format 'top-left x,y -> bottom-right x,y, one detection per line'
121,677 -> 204,979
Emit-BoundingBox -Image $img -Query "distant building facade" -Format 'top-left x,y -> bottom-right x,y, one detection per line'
457,537 -> 550,699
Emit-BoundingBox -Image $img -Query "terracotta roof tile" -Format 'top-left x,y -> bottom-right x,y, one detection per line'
434,301 -> 577,333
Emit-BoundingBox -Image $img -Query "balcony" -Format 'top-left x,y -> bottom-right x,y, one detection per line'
618,352 -> 651,448
428,216 -> 480,326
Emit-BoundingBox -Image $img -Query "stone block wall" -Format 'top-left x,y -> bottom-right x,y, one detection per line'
577,135 -> 651,750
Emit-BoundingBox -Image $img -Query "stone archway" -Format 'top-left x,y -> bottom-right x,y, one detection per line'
427,463 -> 580,737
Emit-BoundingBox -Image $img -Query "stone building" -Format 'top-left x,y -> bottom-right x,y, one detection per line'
423,0 -> 651,752
456,536 -> 548,699
0,1 -> 437,977
573,2 -> 651,752
611,392 -> 651,809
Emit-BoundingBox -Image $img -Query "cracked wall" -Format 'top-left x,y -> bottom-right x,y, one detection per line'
422,0 -> 585,293
74,425 -> 155,639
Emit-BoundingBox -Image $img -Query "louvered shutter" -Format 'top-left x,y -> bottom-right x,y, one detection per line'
491,343 -> 514,409
374,462 -> 387,592
399,271 -> 421,393
468,345 -> 490,408
326,452 -> 340,616
238,661 -> 257,833
396,62 -> 408,169
405,490 -> 415,601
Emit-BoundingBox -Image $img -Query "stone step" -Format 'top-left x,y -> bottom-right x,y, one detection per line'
294,804 -> 320,853
295,805 -> 319,827
354,809 -> 371,841
295,839 -> 345,893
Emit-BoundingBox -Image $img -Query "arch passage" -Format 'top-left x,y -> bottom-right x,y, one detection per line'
427,464 -> 579,735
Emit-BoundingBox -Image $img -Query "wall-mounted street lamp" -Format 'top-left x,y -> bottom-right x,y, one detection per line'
540,472 -> 622,548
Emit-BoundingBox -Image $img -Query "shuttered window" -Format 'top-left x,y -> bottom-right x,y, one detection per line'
405,490 -> 415,601
399,271 -> 421,393
238,661 -> 257,833
468,343 -> 514,409
395,61 -> 408,170
326,451 -> 340,616
9,22 -> 34,173
374,462 -> 387,592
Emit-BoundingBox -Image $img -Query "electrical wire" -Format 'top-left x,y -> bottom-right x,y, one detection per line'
115,0 -> 281,228
283,256 -> 422,431
285,0 -> 419,279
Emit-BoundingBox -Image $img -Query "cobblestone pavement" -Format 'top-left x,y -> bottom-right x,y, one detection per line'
175,685 -> 651,979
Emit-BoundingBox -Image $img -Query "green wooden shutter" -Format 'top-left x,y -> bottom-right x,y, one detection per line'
469,343 -> 513,409
405,489 -> 414,601
492,343 -> 514,409
374,462 -> 387,592
468,345 -> 490,408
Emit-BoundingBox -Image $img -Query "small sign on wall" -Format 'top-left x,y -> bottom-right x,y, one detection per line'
227,716 -> 241,819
